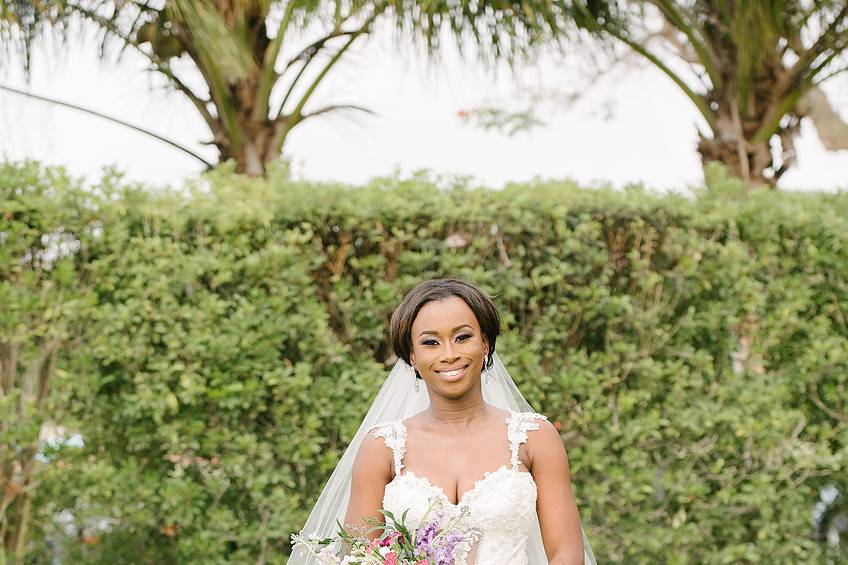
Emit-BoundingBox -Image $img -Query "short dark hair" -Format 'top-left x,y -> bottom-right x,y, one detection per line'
389,277 -> 500,374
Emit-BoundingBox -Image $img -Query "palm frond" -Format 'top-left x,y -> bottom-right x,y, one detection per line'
382,0 -> 579,65
167,0 -> 257,82
0,0 -> 65,77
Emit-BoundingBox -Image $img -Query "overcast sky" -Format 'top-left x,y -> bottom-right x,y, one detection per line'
2,25 -> 848,193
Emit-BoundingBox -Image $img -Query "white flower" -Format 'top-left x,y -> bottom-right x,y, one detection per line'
378,546 -> 391,556
317,544 -> 337,563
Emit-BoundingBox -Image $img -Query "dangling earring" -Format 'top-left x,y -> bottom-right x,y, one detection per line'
483,354 -> 492,384
412,365 -> 420,393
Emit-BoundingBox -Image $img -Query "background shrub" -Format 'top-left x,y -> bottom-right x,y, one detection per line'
3,162 -> 846,563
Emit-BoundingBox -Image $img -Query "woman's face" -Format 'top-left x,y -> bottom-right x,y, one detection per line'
409,296 -> 488,397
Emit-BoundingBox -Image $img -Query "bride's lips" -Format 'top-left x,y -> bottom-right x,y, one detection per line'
434,364 -> 470,382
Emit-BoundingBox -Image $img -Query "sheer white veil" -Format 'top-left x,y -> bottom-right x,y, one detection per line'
288,352 -> 597,564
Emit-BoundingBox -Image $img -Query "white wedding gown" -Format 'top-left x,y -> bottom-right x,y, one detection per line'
372,411 -> 547,565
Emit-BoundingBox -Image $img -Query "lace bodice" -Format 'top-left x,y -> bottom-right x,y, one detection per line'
372,411 -> 547,565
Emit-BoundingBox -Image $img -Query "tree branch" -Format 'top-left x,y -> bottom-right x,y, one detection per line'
282,29 -> 357,74
782,4 -> 848,94
0,341 -> 18,396
274,30 -> 358,118
168,15 -> 245,152
253,1 -> 366,122
605,27 -> 716,131
813,63 -> 848,85
650,0 -> 721,89
0,83 -> 215,168
284,5 -> 385,128
750,87 -> 805,144
298,103 -> 375,123
63,4 -> 218,131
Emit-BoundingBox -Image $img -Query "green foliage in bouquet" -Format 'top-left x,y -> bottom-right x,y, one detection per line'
292,502 -> 478,564
2,161 -> 846,563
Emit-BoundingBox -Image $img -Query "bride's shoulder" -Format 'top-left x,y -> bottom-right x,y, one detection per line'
508,410 -> 558,444
527,416 -> 559,439
517,413 -> 568,464
367,419 -> 405,435
364,420 -> 405,453
350,427 -> 396,484
507,409 -> 549,428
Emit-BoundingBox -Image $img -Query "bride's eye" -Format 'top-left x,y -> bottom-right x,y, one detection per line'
456,334 -> 472,342
422,339 -> 439,346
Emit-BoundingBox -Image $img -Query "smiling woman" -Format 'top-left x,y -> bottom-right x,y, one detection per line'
290,278 -> 596,565
412,310 -> 486,387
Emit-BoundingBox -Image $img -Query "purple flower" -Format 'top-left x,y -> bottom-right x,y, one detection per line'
413,512 -> 472,565
432,530 -> 463,565
414,514 -> 440,557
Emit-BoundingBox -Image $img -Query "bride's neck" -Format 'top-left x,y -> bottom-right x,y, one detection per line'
425,396 -> 490,430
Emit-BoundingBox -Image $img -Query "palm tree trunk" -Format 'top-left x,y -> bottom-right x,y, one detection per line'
698,133 -> 778,188
215,121 -> 282,177
697,91 -> 798,188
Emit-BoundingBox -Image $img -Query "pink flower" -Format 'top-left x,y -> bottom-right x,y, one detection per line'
380,531 -> 402,546
414,561 -> 429,565
383,552 -> 398,565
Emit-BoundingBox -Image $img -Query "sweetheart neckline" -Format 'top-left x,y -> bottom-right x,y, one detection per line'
387,464 -> 536,507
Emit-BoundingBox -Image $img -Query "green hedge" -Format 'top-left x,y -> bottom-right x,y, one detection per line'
3,161 -> 847,563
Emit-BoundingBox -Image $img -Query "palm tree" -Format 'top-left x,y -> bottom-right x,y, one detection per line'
1,0 -> 571,176
585,0 -> 848,187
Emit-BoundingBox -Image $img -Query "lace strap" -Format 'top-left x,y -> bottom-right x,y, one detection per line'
371,421 -> 407,476
506,411 -> 548,470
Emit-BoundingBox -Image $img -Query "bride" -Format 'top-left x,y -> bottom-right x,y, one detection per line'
290,278 -> 596,564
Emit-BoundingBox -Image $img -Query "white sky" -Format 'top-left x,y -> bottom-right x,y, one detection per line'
2,24 -> 848,192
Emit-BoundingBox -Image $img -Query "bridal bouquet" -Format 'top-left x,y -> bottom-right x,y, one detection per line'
291,498 -> 480,565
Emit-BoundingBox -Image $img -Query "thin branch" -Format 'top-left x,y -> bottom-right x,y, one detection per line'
274,30 -> 358,117
605,28 -> 716,131
750,87 -> 805,143
168,15 -> 244,151
809,378 -> 848,422
282,29 -> 357,74
251,0 -> 297,122
286,37 -> 362,125
782,4 -> 848,95
298,103 -> 375,123
116,1 -> 160,61
285,6 -> 385,127
805,33 -> 848,81
650,0 -> 721,89
64,4 -> 218,131
750,13 -> 848,143
0,341 -> 18,395
0,83 -> 214,168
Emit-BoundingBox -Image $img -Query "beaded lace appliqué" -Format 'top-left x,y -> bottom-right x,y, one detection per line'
507,412 -> 548,470
371,421 -> 407,475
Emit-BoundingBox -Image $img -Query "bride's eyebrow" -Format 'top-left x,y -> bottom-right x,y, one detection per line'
418,324 -> 473,337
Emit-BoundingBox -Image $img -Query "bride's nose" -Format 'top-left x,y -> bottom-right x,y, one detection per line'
441,340 -> 458,360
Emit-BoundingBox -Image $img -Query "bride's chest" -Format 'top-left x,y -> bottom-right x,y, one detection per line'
382,466 -> 538,531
